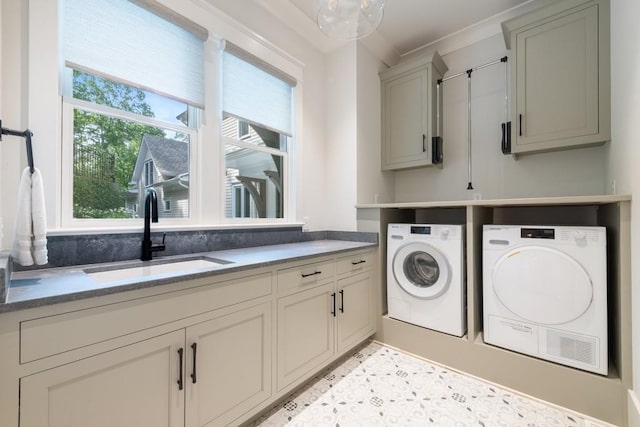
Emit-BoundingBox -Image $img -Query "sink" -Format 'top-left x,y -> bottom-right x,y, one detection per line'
85,256 -> 232,284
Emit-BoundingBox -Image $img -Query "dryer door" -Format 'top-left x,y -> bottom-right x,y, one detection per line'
492,246 -> 593,325
392,242 -> 451,299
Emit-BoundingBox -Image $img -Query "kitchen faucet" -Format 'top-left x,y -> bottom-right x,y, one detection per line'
141,188 -> 166,261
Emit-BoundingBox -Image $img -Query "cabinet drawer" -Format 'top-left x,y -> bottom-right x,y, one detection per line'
336,251 -> 375,275
277,259 -> 335,293
20,272 -> 272,364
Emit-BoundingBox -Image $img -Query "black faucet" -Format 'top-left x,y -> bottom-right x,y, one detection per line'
141,188 -> 166,261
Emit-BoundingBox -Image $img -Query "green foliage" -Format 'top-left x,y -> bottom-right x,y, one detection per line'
72,70 -> 166,218
73,176 -> 130,219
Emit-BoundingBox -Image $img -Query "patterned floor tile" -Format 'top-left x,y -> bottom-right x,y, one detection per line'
252,342 -> 612,427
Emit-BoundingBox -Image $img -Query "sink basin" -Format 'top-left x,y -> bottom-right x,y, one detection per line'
85,256 -> 231,284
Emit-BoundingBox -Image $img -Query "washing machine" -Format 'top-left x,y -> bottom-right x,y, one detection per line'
483,225 -> 607,375
387,223 -> 466,337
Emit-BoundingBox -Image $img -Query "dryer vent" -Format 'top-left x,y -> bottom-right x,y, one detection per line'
547,330 -> 596,366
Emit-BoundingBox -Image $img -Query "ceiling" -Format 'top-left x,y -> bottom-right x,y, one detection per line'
258,0 -> 537,59
290,0 -> 530,54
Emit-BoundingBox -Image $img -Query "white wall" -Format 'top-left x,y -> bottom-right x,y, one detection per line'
323,43 -> 358,231
608,0 -> 640,421
356,43 -> 394,205
393,34 -> 607,203
0,0 -> 28,251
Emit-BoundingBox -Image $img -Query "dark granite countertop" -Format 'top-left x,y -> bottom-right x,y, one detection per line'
0,240 -> 377,313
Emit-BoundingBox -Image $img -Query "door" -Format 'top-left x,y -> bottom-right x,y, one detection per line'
392,241 -> 451,299
20,330 -> 185,427
185,303 -> 272,427
492,246 -> 593,325
382,67 -> 430,169
514,5 -> 599,151
277,282 -> 335,391
337,271 -> 374,353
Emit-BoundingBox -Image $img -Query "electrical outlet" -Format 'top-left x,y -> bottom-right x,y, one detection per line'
473,193 -> 482,200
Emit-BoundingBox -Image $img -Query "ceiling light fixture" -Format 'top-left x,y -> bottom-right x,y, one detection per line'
316,0 -> 384,40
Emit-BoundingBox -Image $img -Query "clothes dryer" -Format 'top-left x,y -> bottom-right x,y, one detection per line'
387,224 -> 466,337
483,225 -> 607,374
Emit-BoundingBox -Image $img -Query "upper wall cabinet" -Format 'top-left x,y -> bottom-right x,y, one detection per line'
502,0 -> 610,157
380,51 -> 448,170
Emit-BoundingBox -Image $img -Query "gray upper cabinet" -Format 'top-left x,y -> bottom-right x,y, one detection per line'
502,0 -> 610,157
380,51 -> 448,170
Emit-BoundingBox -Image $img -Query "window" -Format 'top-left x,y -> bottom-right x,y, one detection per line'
144,161 -> 154,187
32,0 -> 303,229
61,0 -> 204,222
222,44 -> 296,220
238,121 -> 251,139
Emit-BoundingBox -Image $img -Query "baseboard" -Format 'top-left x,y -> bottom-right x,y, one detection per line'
629,390 -> 640,427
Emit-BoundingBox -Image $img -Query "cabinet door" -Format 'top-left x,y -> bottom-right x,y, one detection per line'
185,303 -> 272,427
514,4 -> 600,153
382,68 -> 430,170
337,271 -> 374,353
20,330 -> 185,427
277,282 -> 335,391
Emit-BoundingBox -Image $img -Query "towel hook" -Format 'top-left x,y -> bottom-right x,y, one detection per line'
0,119 -> 35,173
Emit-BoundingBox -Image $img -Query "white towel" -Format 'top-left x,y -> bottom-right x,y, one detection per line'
11,167 -> 48,266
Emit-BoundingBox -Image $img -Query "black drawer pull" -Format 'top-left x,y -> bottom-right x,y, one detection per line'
190,343 -> 197,384
351,260 -> 366,266
422,134 -> 426,152
339,289 -> 344,313
301,271 -> 322,278
331,292 -> 336,317
177,348 -> 184,391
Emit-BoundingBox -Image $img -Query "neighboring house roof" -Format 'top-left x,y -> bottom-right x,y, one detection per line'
130,134 -> 189,185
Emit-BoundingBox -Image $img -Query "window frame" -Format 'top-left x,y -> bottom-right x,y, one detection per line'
29,0 -> 305,233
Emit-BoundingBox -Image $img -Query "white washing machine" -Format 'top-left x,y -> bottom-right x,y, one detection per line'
483,225 -> 607,375
387,224 -> 466,337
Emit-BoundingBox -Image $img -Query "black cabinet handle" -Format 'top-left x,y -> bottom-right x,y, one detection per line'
190,343 -> 197,384
331,292 -> 336,317
339,289 -> 344,313
177,348 -> 184,391
422,134 -> 426,152
351,260 -> 366,266
301,271 -> 322,278
519,114 -> 522,136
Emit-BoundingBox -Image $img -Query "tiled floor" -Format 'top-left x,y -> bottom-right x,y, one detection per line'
252,341 -> 612,427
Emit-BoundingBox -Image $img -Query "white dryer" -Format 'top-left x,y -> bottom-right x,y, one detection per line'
483,225 -> 607,375
387,224 -> 466,337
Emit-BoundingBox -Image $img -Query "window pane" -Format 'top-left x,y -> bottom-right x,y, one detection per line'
72,69 -> 192,127
73,109 -> 190,219
225,145 -> 283,219
222,116 -> 287,151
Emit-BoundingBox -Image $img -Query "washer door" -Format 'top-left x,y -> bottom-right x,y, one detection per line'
492,246 -> 593,325
392,242 -> 451,299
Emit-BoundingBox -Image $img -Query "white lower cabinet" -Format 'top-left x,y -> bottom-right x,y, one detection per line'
20,302 -> 272,427
336,271 -> 374,354
277,251 -> 376,392
277,282 -> 336,391
11,248 -> 376,427
186,303 -> 272,427
20,330 -> 186,427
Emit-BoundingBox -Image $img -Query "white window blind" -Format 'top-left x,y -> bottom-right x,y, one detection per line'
222,45 -> 296,136
63,0 -> 206,108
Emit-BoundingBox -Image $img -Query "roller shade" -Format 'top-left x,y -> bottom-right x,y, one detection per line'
63,0 -> 206,108
222,44 -> 295,136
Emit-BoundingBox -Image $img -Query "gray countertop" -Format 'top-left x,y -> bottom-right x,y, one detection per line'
1,240 -> 376,313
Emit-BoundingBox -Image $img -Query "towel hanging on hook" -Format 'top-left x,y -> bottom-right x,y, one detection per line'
0,119 -> 35,173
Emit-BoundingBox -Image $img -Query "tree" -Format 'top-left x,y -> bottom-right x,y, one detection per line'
72,71 -> 165,217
